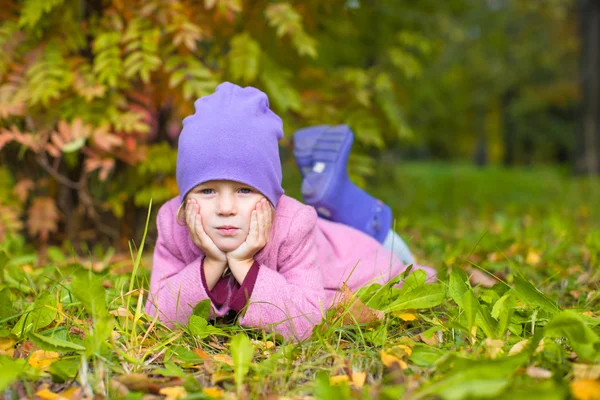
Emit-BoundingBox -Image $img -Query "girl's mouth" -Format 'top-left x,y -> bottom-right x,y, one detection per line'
216,227 -> 239,236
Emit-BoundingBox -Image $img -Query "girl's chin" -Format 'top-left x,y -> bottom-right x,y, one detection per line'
214,241 -> 241,253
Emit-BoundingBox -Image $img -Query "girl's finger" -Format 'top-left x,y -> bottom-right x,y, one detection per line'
251,210 -> 259,243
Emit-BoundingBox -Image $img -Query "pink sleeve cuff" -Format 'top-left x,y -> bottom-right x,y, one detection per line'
229,261 -> 260,312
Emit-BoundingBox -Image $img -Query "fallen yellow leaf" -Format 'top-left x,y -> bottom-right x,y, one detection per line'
381,350 -> 408,369
508,339 -> 544,356
35,387 -> 80,400
28,350 -> 60,370
0,337 -> 15,357
351,371 -> 367,388
526,250 -> 542,265
393,311 -> 418,321
35,389 -> 60,400
203,387 -> 224,398
329,375 -> 350,385
393,344 -> 413,356
570,379 -> 600,400
485,338 -> 504,359
213,354 -> 234,366
159,386 -> 188,400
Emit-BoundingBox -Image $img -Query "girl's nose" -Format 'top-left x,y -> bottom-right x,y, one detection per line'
217,194 -> 236,215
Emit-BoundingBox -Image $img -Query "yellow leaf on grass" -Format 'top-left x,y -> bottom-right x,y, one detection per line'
35,387 -> 80,400
393,344 -> 412,356
28,350 -> 60,370
213,354 -> 234,366
393,311 -> 418,321
351,371 -> 367,388
329,375 -> 350,385
381,350 -> 407,369
159,386 -> 188,400
203,387 -> 224,398
509,339 -> 545,356
0,337 -> 15,357
526,250 -> 542,265
570,379 -> 600,400
36,389 -> 60,399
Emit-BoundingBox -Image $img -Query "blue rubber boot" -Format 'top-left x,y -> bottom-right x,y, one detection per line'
293,125 -> 330,178
299,125 -> 392,243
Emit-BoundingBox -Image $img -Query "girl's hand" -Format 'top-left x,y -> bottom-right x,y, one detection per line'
227,198 -> 272,267
185,199 -> 227,264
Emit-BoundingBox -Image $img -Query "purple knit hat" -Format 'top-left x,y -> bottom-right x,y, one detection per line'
176,82 -> 285,206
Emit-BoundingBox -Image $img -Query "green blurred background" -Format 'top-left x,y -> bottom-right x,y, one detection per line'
0,0 -> 598,253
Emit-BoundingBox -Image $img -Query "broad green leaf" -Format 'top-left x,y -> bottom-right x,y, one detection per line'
82,316 -> 114,357
61,137 -> 86,153
71,271 -> 108,320
314,371 -> 352,399
192,299 -> 211,320
188,315 -> 225,339
403,269 -> 427,290
230,333 -> 254,395
0,288 -> 13,321
513,275 -> 559,315
0,356 -> 25,391
49,358 -> 80,382
385,283 -> 446,312
29,332 -> 85,352
409,345 -> 445,367
12,294 -> 57,337
416,353 -> 529,400
544,310 -> 600,362
449,268 -> 470,308
492,293 -> 516,338
462,290 -> 478,332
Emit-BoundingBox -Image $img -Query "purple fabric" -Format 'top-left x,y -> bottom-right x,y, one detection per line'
145,195 -> 437,341
176,82 -> 285,206
229,261 -> 260,312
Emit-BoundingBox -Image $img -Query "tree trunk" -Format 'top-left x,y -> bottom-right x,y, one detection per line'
577,0 -> 600,175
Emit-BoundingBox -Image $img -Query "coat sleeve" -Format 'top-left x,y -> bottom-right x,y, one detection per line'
238,206 -> 326,341
145,202 -> 230,326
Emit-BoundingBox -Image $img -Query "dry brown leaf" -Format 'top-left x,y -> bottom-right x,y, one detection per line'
27,197 -> 59,241
213,354 -> 234,366
573,364 -> 600,381
193,347 -> 210,359
116,373 -> 161,394
28,350 -> 60,370
485,338 -> 505,359
570,379 -> 600,400
332,284 -> 384,326
526,365 -> 553,379
469,269 -> 497,287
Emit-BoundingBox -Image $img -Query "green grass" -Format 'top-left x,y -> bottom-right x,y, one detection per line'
1,162 -> 599,399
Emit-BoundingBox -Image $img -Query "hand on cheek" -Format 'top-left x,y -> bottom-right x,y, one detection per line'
226,198 -> 273,271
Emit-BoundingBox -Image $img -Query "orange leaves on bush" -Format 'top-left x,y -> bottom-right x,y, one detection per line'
0,125 -> 39,151
46,119 -> 92,157
84,156 -> 115,181
0,201 -> 23,242
13,178 -> 34,202
27,197 -> 59,241
331,284 -> 384,326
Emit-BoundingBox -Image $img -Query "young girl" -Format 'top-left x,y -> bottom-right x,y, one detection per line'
145,82 -> 436,341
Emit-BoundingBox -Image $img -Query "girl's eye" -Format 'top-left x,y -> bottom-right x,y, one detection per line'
239,188 -> 253,194
201,188 -> 215,195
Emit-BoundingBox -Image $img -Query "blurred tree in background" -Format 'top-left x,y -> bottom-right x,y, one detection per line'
0,0 -> 581,250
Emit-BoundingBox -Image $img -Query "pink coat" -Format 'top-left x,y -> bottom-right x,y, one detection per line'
145,195 -> 435,340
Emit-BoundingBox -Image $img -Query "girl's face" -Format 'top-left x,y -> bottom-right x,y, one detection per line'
186,180 -> 267,252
